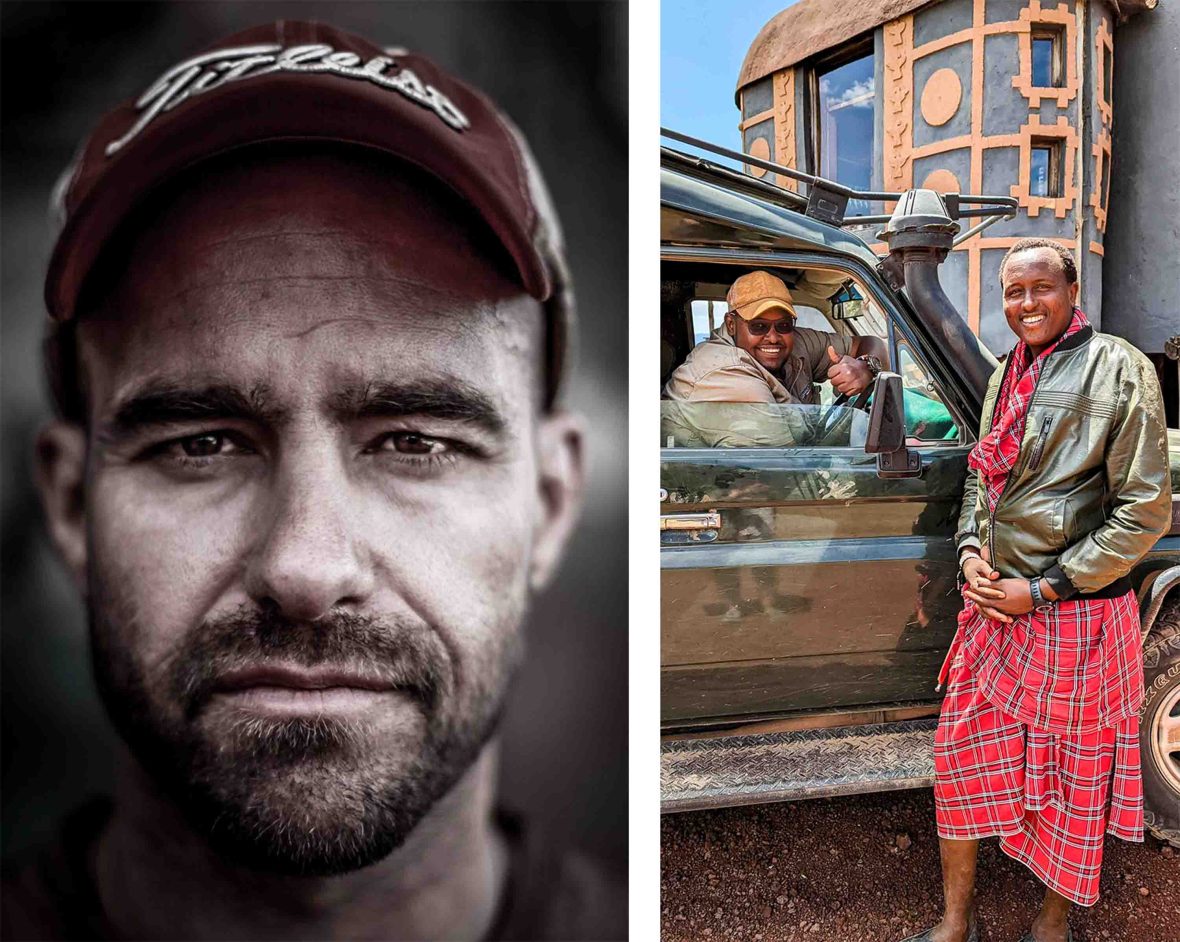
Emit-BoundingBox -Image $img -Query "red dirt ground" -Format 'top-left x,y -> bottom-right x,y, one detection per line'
661,789 -> 1179,941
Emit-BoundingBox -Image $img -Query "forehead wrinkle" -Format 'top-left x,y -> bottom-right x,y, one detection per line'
182,229 -> 367,250
125,275 -> 484,316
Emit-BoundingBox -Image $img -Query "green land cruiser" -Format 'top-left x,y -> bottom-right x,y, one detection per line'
658,131 -> 1180,845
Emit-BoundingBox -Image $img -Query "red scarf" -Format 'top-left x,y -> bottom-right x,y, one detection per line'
968,308 -> 1089,512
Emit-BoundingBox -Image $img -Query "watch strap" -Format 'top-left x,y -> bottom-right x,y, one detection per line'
856,354 -> 882,377
1030,577 -> 1054,612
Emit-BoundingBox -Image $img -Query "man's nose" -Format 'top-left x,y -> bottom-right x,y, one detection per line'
1021,291 -> 1039,310
244,450 -> 373,622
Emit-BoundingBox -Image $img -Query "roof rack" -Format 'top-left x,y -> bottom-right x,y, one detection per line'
660,127 -> 1017,242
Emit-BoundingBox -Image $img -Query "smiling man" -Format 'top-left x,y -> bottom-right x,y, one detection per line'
1,20 -> 622,942
902,238 -> 1171,942
664,270 -> 880,406
661,269 -> 884,448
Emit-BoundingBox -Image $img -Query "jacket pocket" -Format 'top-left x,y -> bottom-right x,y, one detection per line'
1028,414 -> 1053,471
1052,499 -> 1067,546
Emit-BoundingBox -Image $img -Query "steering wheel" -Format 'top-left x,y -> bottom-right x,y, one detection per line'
810,385 -> 872,446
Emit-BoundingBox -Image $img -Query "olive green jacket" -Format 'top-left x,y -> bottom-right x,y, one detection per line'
955,325 -> 1172,598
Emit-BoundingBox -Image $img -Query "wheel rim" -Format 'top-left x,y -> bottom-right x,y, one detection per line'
1151,684 -> 1180,797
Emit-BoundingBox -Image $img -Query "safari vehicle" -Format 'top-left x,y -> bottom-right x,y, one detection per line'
658,129 -> 1180,845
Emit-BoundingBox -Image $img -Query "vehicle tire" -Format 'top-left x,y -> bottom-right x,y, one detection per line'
1141,593 -> 1180,847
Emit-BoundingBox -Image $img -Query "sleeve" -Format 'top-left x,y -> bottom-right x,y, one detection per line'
794,328 -> 853,383
955,461 -> 984,557
1044,355 -> 1173,596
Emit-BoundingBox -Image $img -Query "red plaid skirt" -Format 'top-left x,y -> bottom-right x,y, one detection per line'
934,652 -> 1143,906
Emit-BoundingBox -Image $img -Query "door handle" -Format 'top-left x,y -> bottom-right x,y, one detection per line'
660,511 -> 721,531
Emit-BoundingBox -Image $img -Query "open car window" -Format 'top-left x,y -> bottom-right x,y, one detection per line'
661,259 -> 961,449
897,341 -> 959,443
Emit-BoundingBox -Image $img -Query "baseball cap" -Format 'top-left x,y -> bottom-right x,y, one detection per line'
726,271 -> 798,320
44,20 -> 572,405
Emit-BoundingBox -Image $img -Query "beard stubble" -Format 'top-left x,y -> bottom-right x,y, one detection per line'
88,593 -> 522,876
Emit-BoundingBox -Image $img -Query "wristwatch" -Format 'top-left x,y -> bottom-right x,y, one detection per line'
856,354 -> 883,377
1029,577 -> 1054,613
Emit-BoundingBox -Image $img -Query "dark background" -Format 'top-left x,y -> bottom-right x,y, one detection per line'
0,0 -> 627,873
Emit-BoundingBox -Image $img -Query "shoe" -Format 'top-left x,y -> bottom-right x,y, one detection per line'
899,923 -> 980,942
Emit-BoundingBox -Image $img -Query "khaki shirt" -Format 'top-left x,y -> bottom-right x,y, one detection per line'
663,325 -> 853,404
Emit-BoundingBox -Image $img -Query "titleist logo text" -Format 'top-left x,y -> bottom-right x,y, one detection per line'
105,43 -> 470,156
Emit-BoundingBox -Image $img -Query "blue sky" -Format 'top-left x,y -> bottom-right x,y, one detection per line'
661,0 -> 802,169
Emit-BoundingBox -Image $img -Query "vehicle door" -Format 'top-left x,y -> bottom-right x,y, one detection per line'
660,250 -> 974,727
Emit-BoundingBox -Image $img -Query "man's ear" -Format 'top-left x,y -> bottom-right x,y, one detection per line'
1069,281 -> 1080,306
529,410 -> 586,591
34,421 -> 89,594
725,313 -> 736,337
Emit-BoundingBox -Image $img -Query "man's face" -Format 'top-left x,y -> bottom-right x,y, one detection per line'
727,309 -> 796,372
45,150 -> 575,875
1001,247 -> 1078,353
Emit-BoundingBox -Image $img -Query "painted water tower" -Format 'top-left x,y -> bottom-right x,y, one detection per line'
735,0 -> 1164,360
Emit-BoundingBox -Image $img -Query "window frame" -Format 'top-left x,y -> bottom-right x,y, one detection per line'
803,35 -> 875,181
659,249 -> 972,455
1029,137 -> 1064,199
1030,25 -> 1066,89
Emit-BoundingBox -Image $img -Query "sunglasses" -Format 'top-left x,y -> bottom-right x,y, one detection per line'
733,316 -> 796,336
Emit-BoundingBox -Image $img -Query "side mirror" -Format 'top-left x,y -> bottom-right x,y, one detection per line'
865,372 -> 921,478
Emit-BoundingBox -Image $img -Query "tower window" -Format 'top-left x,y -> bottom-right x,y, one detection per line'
1030,140 -> 1063,198
1031,27 -> 1065,88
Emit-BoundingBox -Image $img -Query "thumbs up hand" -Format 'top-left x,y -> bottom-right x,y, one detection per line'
825,345 -> 872,396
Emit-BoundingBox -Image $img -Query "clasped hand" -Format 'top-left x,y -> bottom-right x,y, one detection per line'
961,555 -> 1034,624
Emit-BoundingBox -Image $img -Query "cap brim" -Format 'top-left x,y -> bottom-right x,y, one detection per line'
46,73 -> 549,321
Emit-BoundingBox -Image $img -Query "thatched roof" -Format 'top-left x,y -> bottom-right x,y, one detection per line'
736,0 -> 1158,102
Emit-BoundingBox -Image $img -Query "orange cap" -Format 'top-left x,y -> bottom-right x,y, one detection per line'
726,270 -> 797,320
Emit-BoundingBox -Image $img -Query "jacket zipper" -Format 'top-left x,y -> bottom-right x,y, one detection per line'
987,356 -> 1050,564
984,355 -> 1016,568
1029,414 -> 1053,471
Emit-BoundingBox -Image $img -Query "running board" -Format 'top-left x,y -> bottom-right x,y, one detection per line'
661,718 -> 938,813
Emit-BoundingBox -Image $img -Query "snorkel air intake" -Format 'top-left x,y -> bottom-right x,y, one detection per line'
879,189 -> 994,412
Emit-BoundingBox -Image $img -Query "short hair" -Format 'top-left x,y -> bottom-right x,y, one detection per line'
998,238 -> 1077,285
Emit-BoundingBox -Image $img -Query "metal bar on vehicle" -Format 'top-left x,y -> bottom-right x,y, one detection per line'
660,146 -> 809,212
661,128 -> 1019,230
955,194 -> 1020,206
661,127 -> 825,190
661,128 -> 903,202
952,213 -> 1009,247
661,718 -> 939,812
956,206 -> 1017,218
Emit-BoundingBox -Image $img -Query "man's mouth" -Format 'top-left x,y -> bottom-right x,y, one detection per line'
210,664 -> 408,715
1019,313 -> 1047,328
757,345 -> 784,356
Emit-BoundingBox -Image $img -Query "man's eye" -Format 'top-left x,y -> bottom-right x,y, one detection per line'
156,431 -> 251,462
380,432 -> 449,456
180,433 -> 227,457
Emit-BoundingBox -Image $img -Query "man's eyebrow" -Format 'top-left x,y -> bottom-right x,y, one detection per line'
107,383 -> 280,434
329,380 -> 506,435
